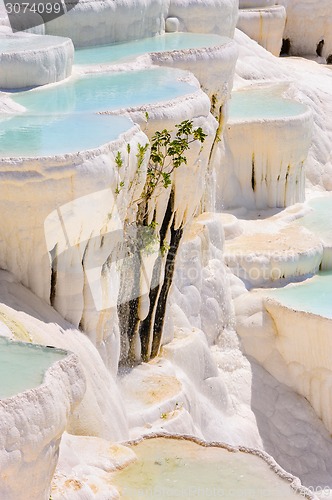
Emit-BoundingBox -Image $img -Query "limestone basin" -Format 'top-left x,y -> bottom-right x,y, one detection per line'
74,32 -> 238,109
295,195 -> 332,269
0,113 -> 134,157
264,271 -> 332,433
0,336 -> 66,399
218,85 -> 312,210
74,33 -> 229,66
110,435 -> 311,498
0,335 -> 85,499
0,30 -> 74,89
266,270 -> 332,320
10,67 -> 199,115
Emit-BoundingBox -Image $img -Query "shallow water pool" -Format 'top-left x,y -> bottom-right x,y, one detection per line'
111,437 -> 303,499
296,195 -> 332,243
0,336 -> 66,399
11,68 -> 197,115
0,113 -> 133,157
228,87 -> 307,121
74,33 -> 228,66
268,271 -> 332,319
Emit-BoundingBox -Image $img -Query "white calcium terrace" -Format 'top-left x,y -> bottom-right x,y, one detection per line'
295,194 -> 332,270
218,84 -> 313,210
0,336 -> 85,500
264,271 -> 332,434
276,0 -> 332,61
108,436 -> 311,499
0,28 -> 73,89
0,66 -> 216,369
75,33 -> 238,110
43,0 -> 238,47
237,5 -> 286,56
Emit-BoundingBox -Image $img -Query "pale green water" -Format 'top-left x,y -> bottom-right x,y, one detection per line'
296,195 -> 332,242
12,68 -> 197,115
75,33 -> 228,66
112,438 -> 302,499
0,114 -> 133,156
228,88 -> 307,120
0,337 -> 66,399
268,271 -> 332,319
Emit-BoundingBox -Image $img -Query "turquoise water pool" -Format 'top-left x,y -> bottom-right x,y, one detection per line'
0,337 -> 66,399
12,68 -> 197,115
74,33 -> 228,66
296,195 -> 332,242
228,87 -> 307,121
268,271 -> 332,319
0,114 -> 133,157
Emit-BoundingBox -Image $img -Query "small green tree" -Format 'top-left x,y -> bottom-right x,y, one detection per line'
136,120 -> 207,224
118,120 -> 207,363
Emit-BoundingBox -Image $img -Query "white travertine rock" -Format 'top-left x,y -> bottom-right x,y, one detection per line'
0,270 -> 129,442
276,0 -> 332,61
0,122 -> 148,372
240,0 -> 275,6
51,433 -> 136,499
264,297 -> 332,435
218,92 -> 312,210
45,0 -> 169,47
148,37 -> 238,109
168,0 -> 239,38
224,225 -> 323,286
237,5 -> 286,56
0,30 -> 73,88
234,30 -> 332,191
165,16 -> 180,32
0,344 -> 86,500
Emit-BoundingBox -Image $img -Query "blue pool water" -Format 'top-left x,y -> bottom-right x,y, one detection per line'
12,68 -> 197,115
228,87 -> 307,121
296,195 -> 332,242
0,114 -> 133,157
0,337 -> 66,399
74,33 -> 228,66
268,271 -> 332,319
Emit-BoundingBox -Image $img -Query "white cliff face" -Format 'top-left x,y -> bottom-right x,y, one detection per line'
0,28 -> 74,88
147,37 -> 238,111
0,338 -> 85,500
168,0 -> 239,38
0,270 -> 129,442
276,0 -> 332,61
217,85 -> 312,210
265,297 -> 332,434
0,121 -> 149,370
2,0 -> 332,497
237,5 -> 286,56
234,29 -> 332,191
43,0 -> 239,47
45,0 -> 169,47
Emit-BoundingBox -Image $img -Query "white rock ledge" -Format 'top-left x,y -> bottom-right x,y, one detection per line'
237,5 -> 286,56
148,38 -> 238,108
0,340 -> 86,500
218,89 -> 313,210
0,30 -> 74,89
264,297 -> 332,435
